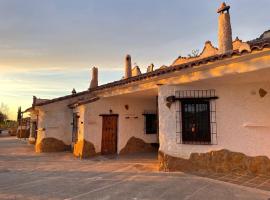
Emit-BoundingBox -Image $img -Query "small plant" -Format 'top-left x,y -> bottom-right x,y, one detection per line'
188,49 -> 200,58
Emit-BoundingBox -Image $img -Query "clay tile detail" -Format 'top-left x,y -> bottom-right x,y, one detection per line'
171,41 -> 218,66
131,66 -> 142,77
233,37 -> 251,53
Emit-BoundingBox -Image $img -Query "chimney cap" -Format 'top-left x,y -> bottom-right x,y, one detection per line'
217,2 -> 230,13
126,54 -> 131,60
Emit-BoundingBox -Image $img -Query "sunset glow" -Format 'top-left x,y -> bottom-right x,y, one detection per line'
0,0 -> 269,119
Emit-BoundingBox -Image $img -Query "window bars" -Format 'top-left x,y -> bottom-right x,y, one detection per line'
175,90 -> 217,145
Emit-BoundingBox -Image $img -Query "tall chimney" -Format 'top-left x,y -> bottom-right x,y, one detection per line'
125,54 -> 132,78
89,67 -> 98,89
217,2 -> 233,54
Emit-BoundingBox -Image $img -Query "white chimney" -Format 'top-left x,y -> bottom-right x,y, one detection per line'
89,67 -> 98,89
217,2 -> 233,54
125,54 -> 132,78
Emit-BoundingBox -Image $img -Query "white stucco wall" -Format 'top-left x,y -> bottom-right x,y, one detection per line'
36,100 -> 73,145
77,95 -> 158,153
32,49 -> 270,154
159,78 -> 270,159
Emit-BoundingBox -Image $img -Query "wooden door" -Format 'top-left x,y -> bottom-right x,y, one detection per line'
101,115 -> 118,155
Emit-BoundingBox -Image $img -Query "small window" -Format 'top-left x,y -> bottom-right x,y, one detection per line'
144,114 -> 157,134
181,100 -> 211,144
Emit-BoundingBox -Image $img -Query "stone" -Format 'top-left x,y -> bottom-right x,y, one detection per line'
159,149 -> 270,176
248,156 -> 270,175
73,140 -> 97,159
35,137 -> 71,153
158,151 -> 194,172
120,137 -> 158,155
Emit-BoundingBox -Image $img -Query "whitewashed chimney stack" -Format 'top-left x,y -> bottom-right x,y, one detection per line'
125,54 -> 132,78
217,2 -> 233,54
89,67 -> 98,89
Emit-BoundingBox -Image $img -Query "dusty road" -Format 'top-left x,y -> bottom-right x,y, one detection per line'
0,137 -> 270,200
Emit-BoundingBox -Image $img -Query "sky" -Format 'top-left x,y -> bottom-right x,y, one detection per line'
0,0 -> 269,120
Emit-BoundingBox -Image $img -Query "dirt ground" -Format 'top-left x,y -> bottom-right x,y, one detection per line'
0,137 -> 270,200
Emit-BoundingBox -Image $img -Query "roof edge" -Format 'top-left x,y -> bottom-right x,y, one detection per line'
35,37 -> 270,107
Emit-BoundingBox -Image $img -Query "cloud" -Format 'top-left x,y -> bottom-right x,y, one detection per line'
1,0 -> 269,120
0,65 -> 123,119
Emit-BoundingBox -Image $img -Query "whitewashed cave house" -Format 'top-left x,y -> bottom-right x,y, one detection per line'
30,3 -> 270,174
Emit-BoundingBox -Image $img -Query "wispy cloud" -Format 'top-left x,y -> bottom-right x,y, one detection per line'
0,65 -> 123,119
0,0 -> 269,119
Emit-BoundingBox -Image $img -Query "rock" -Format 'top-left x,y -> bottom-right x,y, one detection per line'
35,137 -> 71,153
248,156 -> 270,175
120,137 -> 158,155
158,151 -> 193,172
159,149 -> 270,175
73,140 -> 97,159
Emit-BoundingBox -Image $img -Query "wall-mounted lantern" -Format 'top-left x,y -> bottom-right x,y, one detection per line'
259,88 -> 267,98
125,105 -> 129,110
166,96 -> 176,108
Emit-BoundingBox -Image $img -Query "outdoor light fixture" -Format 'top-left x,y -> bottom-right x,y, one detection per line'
259,88 -> 267,98
166,95 -> 176,108
124,105 -> 129,110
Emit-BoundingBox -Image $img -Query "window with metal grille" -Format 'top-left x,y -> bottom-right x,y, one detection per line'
181,100 -> 211,144
175,90 -> 217,145
143,114 -> 157,134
